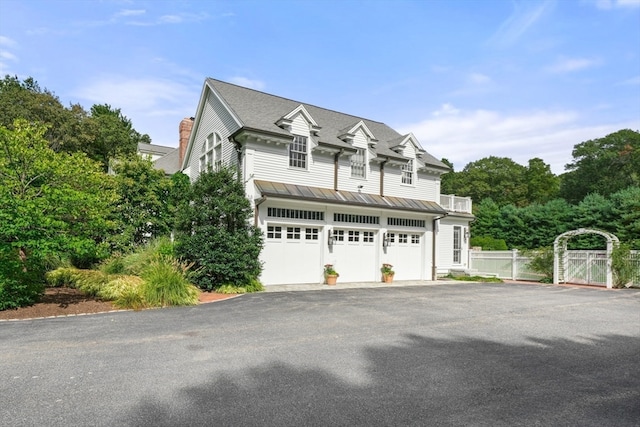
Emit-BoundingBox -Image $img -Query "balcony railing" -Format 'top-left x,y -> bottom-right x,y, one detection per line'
439,194 -> 472,214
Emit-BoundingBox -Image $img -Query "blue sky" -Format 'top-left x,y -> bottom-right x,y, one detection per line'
1,0 -> 638,174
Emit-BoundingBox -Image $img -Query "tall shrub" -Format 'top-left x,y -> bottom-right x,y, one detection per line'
175,167 -> 264,290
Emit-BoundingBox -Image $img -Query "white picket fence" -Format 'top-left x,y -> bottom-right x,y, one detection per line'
469,249 -> 640,286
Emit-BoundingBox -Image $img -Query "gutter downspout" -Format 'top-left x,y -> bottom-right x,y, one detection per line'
431,213 -> 448,280
380,158 -> 388,196
334,149 -> 344,191
254,196 -> 267,227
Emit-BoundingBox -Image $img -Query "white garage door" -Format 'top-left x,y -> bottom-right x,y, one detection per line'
330,228 -> 377,282
261,224 -> 323,285
385,231 -> 424,280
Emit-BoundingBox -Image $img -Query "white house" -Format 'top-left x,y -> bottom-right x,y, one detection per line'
178,78 -> 473,286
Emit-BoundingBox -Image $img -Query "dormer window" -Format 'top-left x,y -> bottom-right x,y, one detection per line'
289,135 -> 307,169
351,148 -> 366,178
200,132 -> 222,172
402,159 -> 414,185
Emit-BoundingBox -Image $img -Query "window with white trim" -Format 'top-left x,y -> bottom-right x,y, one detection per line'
411,234 -> 420,244
267,226 -> 282,239
289,135 -> 307,169
351,148 -> 366,178
363,231 -> 374,243
348,230 -> 360,242
286,227 -> 301,240
453,226 -> 462,264
398,233 -> 408,244
200,133 -> 222,171
402,159 -> 414,185
333,229 -> 345,242
305,228 -> 319,240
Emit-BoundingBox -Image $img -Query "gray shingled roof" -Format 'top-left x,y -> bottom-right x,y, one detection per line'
207,78 -> 449,171
153,148 -> 180,175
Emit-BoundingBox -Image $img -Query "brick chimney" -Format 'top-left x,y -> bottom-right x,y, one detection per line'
179,117 -> 194,166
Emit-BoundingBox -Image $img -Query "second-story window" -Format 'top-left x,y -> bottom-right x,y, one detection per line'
289,135 -> 307,169
200,133 -> 222,171
402,159 -> 413,185
351,148 -> 366,178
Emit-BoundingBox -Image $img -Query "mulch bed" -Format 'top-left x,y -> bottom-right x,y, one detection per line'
0,287 -> 237,321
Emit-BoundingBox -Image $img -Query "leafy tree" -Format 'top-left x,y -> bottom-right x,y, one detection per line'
525,158 -> 560,204
109,156 -> 173,253
0,75 -> 91,153
609,186 -> 640,249
175,167 -> 264,290
471,198 -> 502,239
560,129 -> 640,203
88,104 -> 148,171
469,236 -> 508,250
447,157 -> 529,207
0,120 -> 115,308
0,76 -> 150,171
439,158 -> 458,195
518,199 -> 573,249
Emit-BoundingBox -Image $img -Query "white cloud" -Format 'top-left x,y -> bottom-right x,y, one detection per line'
487,0 -> 555,48
618,75 -> 640,85
468,73 -> 491,84
0,36 -> 17,47
0,51 -> 17,61
595,0 -> 640,9
115,9 -> 146,17
72,76 -> 201,147
228,76 -> 265,90
398,106 -> 639,174
545,57 -> 600,73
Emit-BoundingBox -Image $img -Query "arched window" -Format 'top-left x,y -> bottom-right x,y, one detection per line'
199,133 -> 223,171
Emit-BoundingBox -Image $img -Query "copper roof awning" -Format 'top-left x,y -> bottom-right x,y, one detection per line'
254,180 -> 447,215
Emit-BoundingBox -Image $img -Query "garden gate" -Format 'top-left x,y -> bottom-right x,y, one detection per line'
553,229 -> 619,288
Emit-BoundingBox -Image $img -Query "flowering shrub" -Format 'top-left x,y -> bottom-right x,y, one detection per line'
381,263 -> 394,275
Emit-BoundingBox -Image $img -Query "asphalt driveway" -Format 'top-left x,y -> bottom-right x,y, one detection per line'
1,282 -> 639,426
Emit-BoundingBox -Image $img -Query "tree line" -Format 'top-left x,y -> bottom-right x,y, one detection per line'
441,129 -> 640,250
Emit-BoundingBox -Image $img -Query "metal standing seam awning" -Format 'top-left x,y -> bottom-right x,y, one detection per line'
254,180 -> 447,215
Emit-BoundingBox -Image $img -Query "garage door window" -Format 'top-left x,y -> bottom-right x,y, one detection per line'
398,233 -> 408,244
267,226 -> 282,239
305,228 -> 319,240
363,231 -> 374,243
411,234 -> 420,244
333,230 -> 345,242
287,227 -> 301,240
348,230 -> 360,242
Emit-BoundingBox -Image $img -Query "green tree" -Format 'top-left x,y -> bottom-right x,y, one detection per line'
560,129 -> 640,203
88,104 -> 148,171
451,157 -> 529,207
175,167 -> 264,290
0,120 -> 115,308
0,75 -> 91,153
109,156 -> 173,253
525,158 -> 560,204
609,186 -> 640,248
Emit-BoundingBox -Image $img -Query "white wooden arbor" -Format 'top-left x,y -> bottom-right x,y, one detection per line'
553,228 -> 619,289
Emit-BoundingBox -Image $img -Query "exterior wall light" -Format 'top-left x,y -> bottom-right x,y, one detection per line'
382,233 -> 391,248
464,229 -> 470,242
328,229 -> 335,247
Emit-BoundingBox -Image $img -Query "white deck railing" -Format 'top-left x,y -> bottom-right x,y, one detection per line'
439,194 -> 472,214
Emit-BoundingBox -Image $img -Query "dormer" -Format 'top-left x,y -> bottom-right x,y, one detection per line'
389,133 -> 423,157
337,120 -> 378,147
276,104 -> 322,136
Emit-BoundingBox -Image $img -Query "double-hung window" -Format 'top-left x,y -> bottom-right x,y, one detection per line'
351,148 -> 366,178
289,135 -> 307,169
402,159 -> 413,185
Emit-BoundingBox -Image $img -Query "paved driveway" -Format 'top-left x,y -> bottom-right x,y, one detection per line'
1,282 -> 639,426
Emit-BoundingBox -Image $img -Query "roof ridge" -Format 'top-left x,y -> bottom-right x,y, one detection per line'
207,77 -> 389,126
